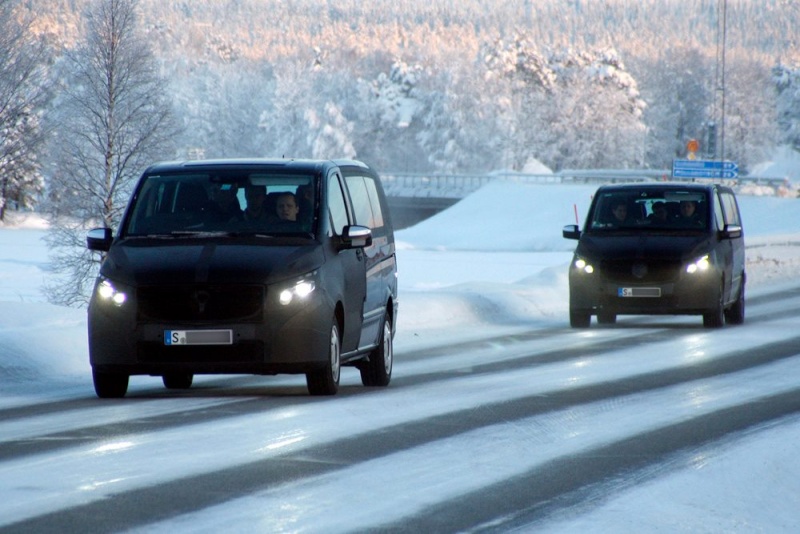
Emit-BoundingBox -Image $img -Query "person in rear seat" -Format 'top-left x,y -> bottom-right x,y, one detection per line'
274,192 -> 300,223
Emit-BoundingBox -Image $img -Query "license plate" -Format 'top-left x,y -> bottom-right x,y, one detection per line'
164,330 -> 233,345
618,287 -> 661,298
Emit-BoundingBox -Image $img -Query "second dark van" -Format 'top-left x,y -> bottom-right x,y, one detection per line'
86,158 -> 398,397
563,182 -> 745,328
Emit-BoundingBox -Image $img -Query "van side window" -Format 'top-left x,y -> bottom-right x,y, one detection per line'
328,173 -> 349,235
720,192 -> 741,226
344,175 -> 385,229
713,192 -> 726,231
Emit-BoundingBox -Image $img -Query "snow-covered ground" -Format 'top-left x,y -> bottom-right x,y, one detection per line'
2,178 -> 800,531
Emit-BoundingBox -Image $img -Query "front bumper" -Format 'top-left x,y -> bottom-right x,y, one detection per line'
88,282 -> 333,376
568,267 -> 720,316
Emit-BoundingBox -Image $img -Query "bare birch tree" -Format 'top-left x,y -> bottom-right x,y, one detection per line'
45,0 -> 178,307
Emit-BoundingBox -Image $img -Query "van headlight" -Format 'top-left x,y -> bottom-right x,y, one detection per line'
573,256 -> 594,274
686,255 -> 711,274
95,278 -> 128,306
278,276 -> 317,306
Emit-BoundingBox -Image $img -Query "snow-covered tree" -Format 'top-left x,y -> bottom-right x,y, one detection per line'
720,56 -> 778,173
305,101 -> 356,160
44,0 -> 178,307
481,37 -> 647,171
542,47 -> 647,170
0,0 -> 49,220
773,63 -> 800,151
350,59 -> 433,171
0,106 -> 44,218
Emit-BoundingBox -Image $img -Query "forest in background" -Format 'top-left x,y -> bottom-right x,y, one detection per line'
3,0 -> 799,306
17,1 -> 800,178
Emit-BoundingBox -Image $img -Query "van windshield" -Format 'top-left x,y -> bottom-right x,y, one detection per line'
123,171 -> 317,237
589,189 -> 709,232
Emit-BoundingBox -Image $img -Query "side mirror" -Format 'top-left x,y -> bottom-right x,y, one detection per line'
721,224 -> 742,239
562,224 -> 581,240
87,227 -> 113,252
340,225 -> 372,249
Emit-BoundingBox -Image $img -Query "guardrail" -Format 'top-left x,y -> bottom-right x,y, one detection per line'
381,169 -> 792,198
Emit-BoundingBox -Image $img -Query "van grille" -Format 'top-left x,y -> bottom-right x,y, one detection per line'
137,285 -> 264,322
600,260 -> 681,284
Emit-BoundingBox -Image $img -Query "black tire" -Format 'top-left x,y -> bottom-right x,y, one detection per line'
360,315 -> 393,387
597,311 -> 617,325
163,373 -> 193,389
724,281 -> 745,325
570,310 -> 591,328
306,319 -> 341,396
92,369 -> 129,398
703,281 -> 725,328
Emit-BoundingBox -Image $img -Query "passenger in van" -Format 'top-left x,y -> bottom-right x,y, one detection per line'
243,185 -> 273,222
210,184 -> 243,222
647,201 -> 672,225
607,200 -> 633,226
275,192 -> 300,222
296,185 -> 314,226
676,200 -> 704,228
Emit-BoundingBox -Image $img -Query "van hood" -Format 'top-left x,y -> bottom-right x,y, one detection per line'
576,232 -> 713,262
99,237 -> 325,287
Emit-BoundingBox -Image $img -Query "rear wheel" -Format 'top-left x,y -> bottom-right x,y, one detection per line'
306,319 -> 341,396
360,315 -> 393,387
163,373 -> 193,389
570,310 -> 591,328
92,369 -> 129,398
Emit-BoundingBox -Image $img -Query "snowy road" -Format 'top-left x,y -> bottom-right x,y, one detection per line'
2,281 -> 800,533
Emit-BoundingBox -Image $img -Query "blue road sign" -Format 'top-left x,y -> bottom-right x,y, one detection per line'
672,159 -> 739,179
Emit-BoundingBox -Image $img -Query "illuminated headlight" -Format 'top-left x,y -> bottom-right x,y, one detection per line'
96,278 -> 127,306
686,255 -> 711,274
574,257 -> 594,274
278,278 -> 316,306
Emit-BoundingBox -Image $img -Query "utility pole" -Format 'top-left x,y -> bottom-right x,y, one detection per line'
525,0 -> 532,28
718,0 -> 727,162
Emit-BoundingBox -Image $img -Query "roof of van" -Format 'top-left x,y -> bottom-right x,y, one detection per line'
595,181 -> 735,192
142,158 -> 372,174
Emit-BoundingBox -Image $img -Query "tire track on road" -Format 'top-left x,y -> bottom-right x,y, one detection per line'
4,334 -> 800,533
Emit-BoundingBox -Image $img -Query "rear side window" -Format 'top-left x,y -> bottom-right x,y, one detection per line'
344,174 -> 385,229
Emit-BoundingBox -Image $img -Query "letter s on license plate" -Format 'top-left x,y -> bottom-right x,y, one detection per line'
164,330 -> 233,345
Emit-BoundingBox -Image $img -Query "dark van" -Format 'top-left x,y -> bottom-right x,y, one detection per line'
86,158 -> 398,397
562,182 -> 745,328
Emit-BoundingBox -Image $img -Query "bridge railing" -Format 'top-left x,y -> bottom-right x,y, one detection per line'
381,169 -> 792,198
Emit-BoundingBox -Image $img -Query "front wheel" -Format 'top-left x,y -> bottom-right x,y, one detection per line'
597,311 -> 617,325
703,281 -> 725,328
570,310 -> 591,328
163,373 -> 193,389
92,369 -> 129,398
306,319 -> 341,396
360,315 -> 393,387
724,281 -> 745,325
